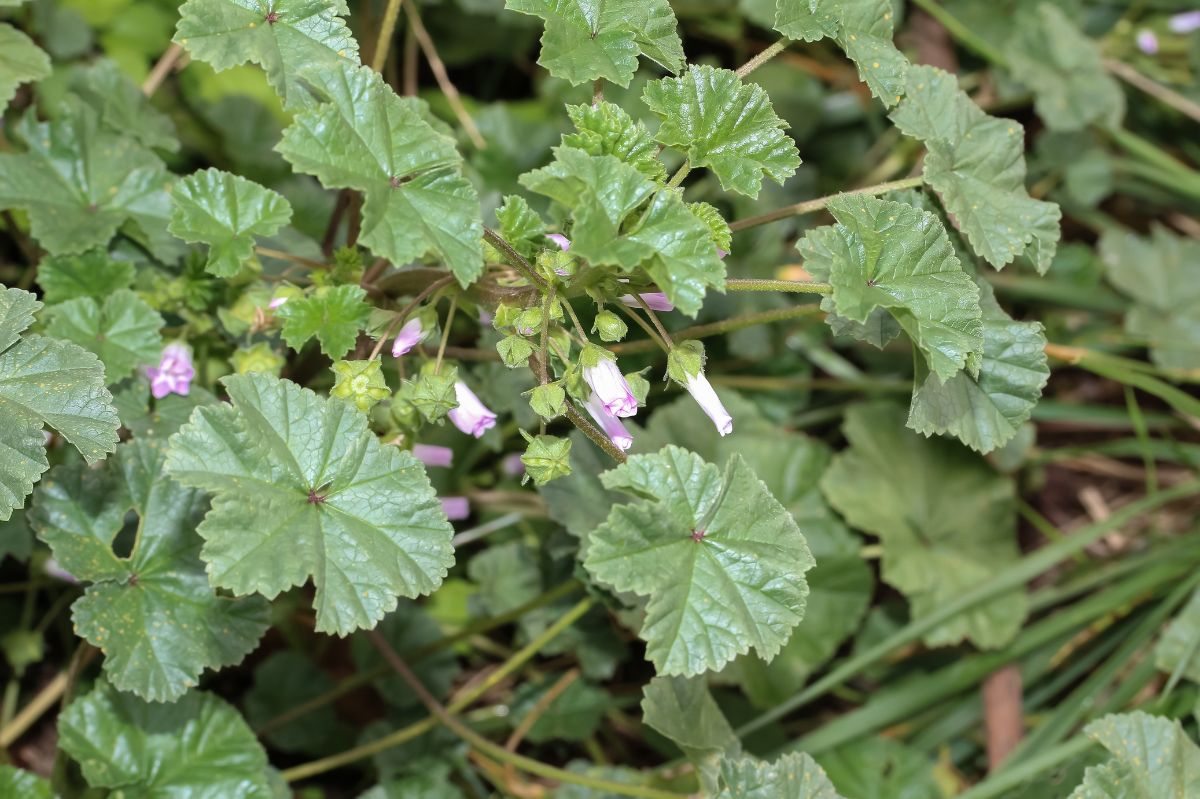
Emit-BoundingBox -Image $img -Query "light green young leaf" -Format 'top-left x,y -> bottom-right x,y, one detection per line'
0,23 -> 50,111
0,101 -> 173,255
44,290 -> 164,383
165,373 -> 454,635
174,0 -> 359,109
67,59 -> 177,151
907,283 -> 1049,453
717,752 -> 845,798
496,195 -> 545,258
1068,712 -> 1200,798
36,250 -> 136,304
822,403 -> 1025,648
58,682 -> 273,797
277,284 -> 372,359
1100,225 -> 1200,372
0,766 -> 52,799
799,195 -> 983,382
30,440 -> 269,702
504,0 -> 684,87
775,0 -> 908,106
1155,589 -> 1200,685
276,62 -> 483,285
642,676 -> 739,793
584,445 -> 813,676
564,101 -> 666,182
1008,4 -> 1123,132
643,65 -> 801,197
0,287 -> 120,521
890,65 -> 1061,272
169,168 -> 293,278
520,148 -> 724,315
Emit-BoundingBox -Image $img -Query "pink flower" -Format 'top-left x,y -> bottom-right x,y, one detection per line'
146,343 -> 194,399
620,292 -> 674,312
413,444 -> 453,468
1137,29 -> 1159,54
1169,11 -> 1200,33
547,233 -> 571,251
391,317 -> 428,357
717,248 -> 729,259
268,296 -> 289,310
583,393 -> 634,452
583,357 -> 638,418
448,381 -> 497,438
685,371 -> 732,436
441,496 -> 470,520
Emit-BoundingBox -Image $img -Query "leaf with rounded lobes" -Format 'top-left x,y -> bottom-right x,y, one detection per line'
520,148 -> 724,316
643,65 -> 801,197
169,168 -> 293,278
564,101 -> 666,182
496,194 -> 545,258
822,403 -> 1025,649
44,290 -> 164,383
165,373 -> 454,636
276,62 -> 483,286
0,288 -> 120,522
716,752 -> 845,798
584,445 -> 813,676
36,250 -> 136,304
1068,712 -> 1200,798
1008,4 -> 1123,133
801,194 -> 983,383
277,284 -> 372,359
0,100 -> 173,255
908,282 -> 1049,454
505,0 -> 684,87
890,65 -> 1061,273
58,681 -> 273,798
0,23 -> 50,112
66,59 -> 177,152
0,766 -> 52,799
29,440 -> 269,702
174,0 -> 359,109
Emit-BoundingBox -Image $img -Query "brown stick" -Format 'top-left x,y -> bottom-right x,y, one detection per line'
982,665 -> 1024,770
402,0 -> 487,149
142,43 -> 185,97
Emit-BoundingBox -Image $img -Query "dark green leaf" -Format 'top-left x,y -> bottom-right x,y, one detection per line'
44,290 -> 164,383
277,284 -> 372,359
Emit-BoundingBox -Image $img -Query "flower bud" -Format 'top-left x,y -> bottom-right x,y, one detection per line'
592,309 -> 627,342
1137,29 -> 1159,54
146,343 -> 194,399
529,382 -> 566,420
409,364 -> 459,423
413,444 -> 453,468
520,433 -> 572,486
232,342 -> 285,376
582,352 -> 638,418
497,334 -> 535,368
620,292 -> 674,312
448,380 -> 497,438
583,393 -> 634,452
666,341 -> 705,385
331,359 -> 390,412
391,317 -> 428,357
685,371 -> 732,436
547,233 -> 571,251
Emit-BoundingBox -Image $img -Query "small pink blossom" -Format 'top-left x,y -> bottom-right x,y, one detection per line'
1169,11 -> 1200,33
583,357 -> 638,418
547,233 -> 571,251
413,444 -> 453,468
44,558 -> 78,584
448,381 -> 497,438
583,393 -> 634,452
391,317 -> 428,357
146,343 -> 194,399
685,371 -> 732,436
1137,29 -> 1159,54
268,296 -> 289,310
717,248 -> 729,259
441,496 -> 470,520
620,292 -> 674,312
502,452 -> 525,477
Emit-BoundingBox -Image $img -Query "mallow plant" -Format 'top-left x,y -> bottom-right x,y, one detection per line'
2,0 -> 1200,796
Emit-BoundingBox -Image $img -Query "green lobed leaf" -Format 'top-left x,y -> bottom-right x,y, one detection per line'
496,194 -> 545,258
800,194 -> 983,382
890,66 -> 1061,273
0,100 -> 173,255
0,766 -> 52,799
584,445 -> 814,676
44,289 -> 164,383
169,168 -> 293,278
277,284 -> 372,360
520,147 -> 725,315
0,23 -> 50,112
821,403 -> 1026,648
1007,4 -> 1124,133
505,0 -> 684,87
716,752 -> 846,798
66,59 -> 178,152
276,62 -> 483,286
165,373 -> 454,635
907,282 -> 1049,453
36,250 -> 136,304
1155,588 -> 1200,685
643,65 -> 801,197
30,440 -> 269,702
58,681 -> 273,797
174,0 -> 359,109
1068,712 -> 1200,798
0,287 -> 120,521
563,101 -> 666,182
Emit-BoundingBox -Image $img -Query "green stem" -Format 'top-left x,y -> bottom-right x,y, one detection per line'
614,301 -> 669,352
725,278 -> 832,294
665,162 -> 691,189
433,294 -> 458,373
281,596 -> 594,783
956,737 -> 1095,799
728,176 -> 924,231
484,228 -> 549,290
736,39 -> 789,79
371,0 -> 404,72
611,305 -> 821,355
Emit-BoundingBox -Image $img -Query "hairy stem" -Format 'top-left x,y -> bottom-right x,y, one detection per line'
564,399 -> 629,464
736,39 -> 789,79
484,228 -> 549,290
611,305 -> 821,355
728,176 -> 925,231
725,278 -> 832,294
371,0 -> 404,71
